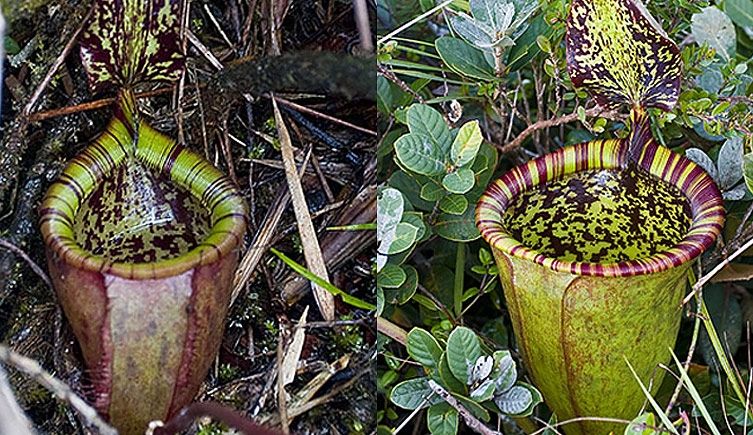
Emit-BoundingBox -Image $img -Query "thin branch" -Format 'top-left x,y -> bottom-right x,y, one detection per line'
352,0 -> 374,54
0,239 -> 53,289
377,0 -> 454,45
0,345 -> 117,435
22,7 -> 92,117
377,317 -> 408,345
531,416 -> 654,435
427,380 -> 499,435
497,107 -> 623,154
665,275 -> 703,414
271,95 -> 377,136
682,236 -> 753,306
378,64 -> 425,104
28,87 -> 175,122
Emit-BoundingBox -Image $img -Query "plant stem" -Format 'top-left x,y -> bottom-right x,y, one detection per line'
698,297 -> 753,417
454,243 -> 466,318
497,107 -> 623,154
428,380 -> 499,435
377,317 -> 408,345
494,46 -> 506,77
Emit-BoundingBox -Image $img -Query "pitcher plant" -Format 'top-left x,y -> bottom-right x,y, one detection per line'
39,1 -> 246,433
476,0 -> 725,433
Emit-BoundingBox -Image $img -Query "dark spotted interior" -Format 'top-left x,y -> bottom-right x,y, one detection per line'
501,168 -> 691,263
74,160 -> 211,263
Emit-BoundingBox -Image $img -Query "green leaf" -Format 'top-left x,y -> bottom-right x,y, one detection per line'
494,385 -> 533,416
625,413 -> 659,435
376,287 -> 384,316
383,264 -> 419,305
427,403 -> 459,435
435,36 -> 496,81
3,36 -> 20,55
434,207 -> 481,242
79,0 -> 184,90
451,121 -> 483,167
439,194 -> 469,215
507,15 -> 551,71
566,0 -> 682,110
390,378 -> 441,410
407,328 -> 444,369
536,35 -> 552,54
439,352 -> 467,393
377,187 -> 404,271
453,393 -> 490,421
446,326 -> 482,383
377,75 -> 394,114
442,169 -> 475,194
270,248 -> 375,310
717,137 -> 743,190
402,212 -> 427,242
493,350 -> 517,392
386,222 -> 419,255
744,153 -> 753,194
389,170 -> 435,212
726,0 -> 753,28
421,181 -> 446,201
692,7 -> 737,61
407,104 -> 453,155
394,133 -> 447,176
378,264 -> 407,288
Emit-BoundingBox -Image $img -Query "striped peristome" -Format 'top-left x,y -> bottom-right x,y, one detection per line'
476,113 -> 724,278
79,0 -> 184,90
566,0 -> 682,111
40,90 -> 246,280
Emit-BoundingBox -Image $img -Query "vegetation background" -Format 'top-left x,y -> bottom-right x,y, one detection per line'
377,0 -> 753,434
0,1 -> 376,434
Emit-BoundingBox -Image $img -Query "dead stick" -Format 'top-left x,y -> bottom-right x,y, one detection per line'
427,380 -> 500,435
0,344 -> 117,435
271,95 -> 377,136
27,87 -> 175,122
497,107 -> 622,154
681,236 -> 753,306
22,8 -> 92,117
0,239 -> 53,290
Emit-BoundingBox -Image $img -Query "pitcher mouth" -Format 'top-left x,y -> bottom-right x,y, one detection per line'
476,139 -> 725,277
40,117 -> 247,280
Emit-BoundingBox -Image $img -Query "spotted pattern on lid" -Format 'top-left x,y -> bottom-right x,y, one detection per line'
566,0 -> 682,110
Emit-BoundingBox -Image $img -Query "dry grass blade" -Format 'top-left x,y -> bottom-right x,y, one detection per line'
272,95 -> 335,320
282,307 -> 308,387
0,344 -> 117,435
232,152 -> 312,306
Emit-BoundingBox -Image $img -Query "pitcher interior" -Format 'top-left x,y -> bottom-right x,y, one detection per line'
73,158 -> 211,263
502,167 -> 692,263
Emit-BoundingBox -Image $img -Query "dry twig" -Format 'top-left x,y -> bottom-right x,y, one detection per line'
427,380 -> 500,435
0,239 -> 53,290
22,8 -> 92,117
497,107 -> 623,154
0,344 -> 117,435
